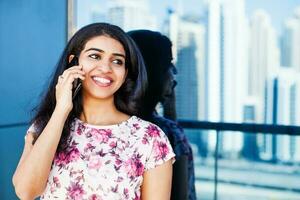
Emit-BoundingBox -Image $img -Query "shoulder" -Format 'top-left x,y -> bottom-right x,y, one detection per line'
155,116 -> 182,128
130,117 -> 175,170
149,115 -> 184,138
149,115 -> 193,157
130,116 -> 167,136
27,123 -> 38,133
128,116 -> 171,145
24,122 -> 39,144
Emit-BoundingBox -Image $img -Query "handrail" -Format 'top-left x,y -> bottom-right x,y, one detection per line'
178,120 -> 300,135
2,120 -> 300,135
176,119 -> 300,200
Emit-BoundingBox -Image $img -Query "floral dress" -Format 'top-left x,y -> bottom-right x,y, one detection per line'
28,116 -> 175,200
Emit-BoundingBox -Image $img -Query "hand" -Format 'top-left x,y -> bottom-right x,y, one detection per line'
55,65 -> 85,113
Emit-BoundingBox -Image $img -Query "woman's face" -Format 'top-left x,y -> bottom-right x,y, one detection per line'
77,35 -> 127,101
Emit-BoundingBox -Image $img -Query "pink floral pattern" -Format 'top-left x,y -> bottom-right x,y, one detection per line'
39,116 -> 175,200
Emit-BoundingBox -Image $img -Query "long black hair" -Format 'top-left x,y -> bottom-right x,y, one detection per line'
32,23 -> 147,152
128,30 -> 174,120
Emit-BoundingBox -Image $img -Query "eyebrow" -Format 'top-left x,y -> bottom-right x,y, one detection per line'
84,47 -> 125,58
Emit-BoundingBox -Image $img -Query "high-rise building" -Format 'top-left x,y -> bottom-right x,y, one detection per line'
257,76 -> 278,161
217,0 -> 249,156
253,8 -> 300,162
248,9 -> 280,123
167,12 -> 206,120
107,0 -> 157,31
262,68 -> 300,162
166,10 -> 208,156
281,7 -> 300,71
221,0 -> 248,123
204,0 -> 221,123
202,0 -> 222,154
273,68 -> 300,162
200,0 -> 249,156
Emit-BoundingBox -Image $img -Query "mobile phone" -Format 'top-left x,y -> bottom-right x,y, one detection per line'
69,57 -> 82,99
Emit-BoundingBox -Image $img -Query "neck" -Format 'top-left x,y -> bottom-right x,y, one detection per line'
80,93 -> 129,126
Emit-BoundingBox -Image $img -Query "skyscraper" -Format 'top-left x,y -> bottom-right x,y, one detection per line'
217,0 -> 248,155
221,0 -> 248,123
246,9 -> 280,161
166,9 -> 208,156
205,0 -> 221,123
200,0 -> 249,156
273,68 -> 300,162
167,12 -> 206,120
107,0 -> 157,31
248,9 -> 280,123
281,7 -> 300,71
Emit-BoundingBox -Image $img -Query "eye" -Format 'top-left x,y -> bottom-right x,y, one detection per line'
89,54 -> 100,60
112,59 -> 124,65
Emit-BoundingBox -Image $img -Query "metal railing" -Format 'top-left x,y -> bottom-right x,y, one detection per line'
178,119 -> 300,200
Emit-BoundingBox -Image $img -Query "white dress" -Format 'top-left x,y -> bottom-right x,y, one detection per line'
27,116 -> 175,200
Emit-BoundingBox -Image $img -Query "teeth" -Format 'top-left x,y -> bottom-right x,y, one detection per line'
93,77 -> 111,84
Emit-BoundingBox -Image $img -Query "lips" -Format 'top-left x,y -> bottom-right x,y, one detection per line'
92,76 -> 113,87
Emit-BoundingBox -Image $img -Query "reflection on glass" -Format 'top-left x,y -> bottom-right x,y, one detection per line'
74,0 -> 300,199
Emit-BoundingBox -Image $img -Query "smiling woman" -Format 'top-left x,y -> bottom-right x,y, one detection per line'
12,23 -> 175,200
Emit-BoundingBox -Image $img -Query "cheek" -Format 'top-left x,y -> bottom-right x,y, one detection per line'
81,63 -> 94,74
120,70 -> 127,82
121,68 -> 127,78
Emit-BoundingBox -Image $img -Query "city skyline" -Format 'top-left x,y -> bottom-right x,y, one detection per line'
75,1 -> 300,198
75,0 -> 300,164
79,0 -> 300,35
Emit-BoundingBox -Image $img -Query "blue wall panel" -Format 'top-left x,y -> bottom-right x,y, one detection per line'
0,0 -> 67,199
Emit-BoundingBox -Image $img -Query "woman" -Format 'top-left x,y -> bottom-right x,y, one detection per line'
12,23 -> 175,200
128,30 -> 196,200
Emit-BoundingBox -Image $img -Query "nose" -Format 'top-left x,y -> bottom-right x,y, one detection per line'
96,59 -> 112,73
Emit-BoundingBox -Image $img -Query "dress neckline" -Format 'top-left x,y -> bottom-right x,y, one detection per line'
74,116 -> 135,129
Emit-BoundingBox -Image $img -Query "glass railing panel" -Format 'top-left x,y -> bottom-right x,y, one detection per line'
216,131 -> 300,200
185,129 -> 300,200
186,129 -> 216,200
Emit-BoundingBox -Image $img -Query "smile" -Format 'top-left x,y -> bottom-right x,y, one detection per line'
92,76 -> 113,87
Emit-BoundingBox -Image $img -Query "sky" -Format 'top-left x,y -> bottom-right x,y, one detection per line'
78,0 -> 300,35
148,0 -> 300,35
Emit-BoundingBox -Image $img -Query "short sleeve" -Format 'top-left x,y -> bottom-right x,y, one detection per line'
144,124 -> 176,171
24,123 -> 38,140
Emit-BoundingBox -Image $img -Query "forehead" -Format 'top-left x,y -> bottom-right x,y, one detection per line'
83,35 -> 125,54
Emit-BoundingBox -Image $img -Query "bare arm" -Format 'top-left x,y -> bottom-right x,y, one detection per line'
12,109 -> 69,200
12,65 -> 85,200
141,160 -> 173,200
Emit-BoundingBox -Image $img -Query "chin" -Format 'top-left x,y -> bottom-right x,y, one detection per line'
83,84 -> 120,100
86,88 -> 116,100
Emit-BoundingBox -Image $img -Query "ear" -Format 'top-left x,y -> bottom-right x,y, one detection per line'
68,55 -> 75,63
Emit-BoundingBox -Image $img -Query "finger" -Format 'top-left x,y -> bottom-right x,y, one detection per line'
63,67 -> 85,74
56,75 -> 64,85
66,65 -> 83,71
61,66 -> 82,77
65,73 -> 85,85
61,69 -> 85,80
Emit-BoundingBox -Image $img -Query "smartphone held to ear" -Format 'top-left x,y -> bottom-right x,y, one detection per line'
69,57 -> 82,100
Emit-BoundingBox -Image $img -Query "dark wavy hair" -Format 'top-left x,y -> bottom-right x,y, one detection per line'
32,23 -> 147,152
128,30 -> 173,119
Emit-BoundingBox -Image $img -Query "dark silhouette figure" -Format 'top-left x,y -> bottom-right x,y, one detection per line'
128,30 -> 196,200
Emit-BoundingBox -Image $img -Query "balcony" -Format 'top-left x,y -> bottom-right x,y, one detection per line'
178,119 -> 300,199
1,120 -> 300,199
